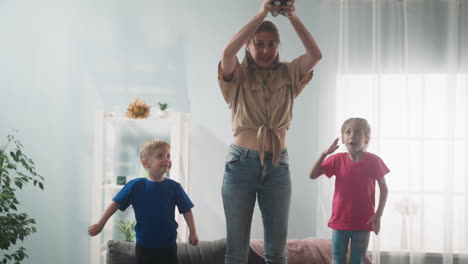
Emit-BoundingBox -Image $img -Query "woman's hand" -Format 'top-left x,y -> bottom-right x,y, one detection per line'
281,0 -> 296,17
259,0 -> 281,16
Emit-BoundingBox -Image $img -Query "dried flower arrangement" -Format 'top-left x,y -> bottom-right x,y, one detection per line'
126,99 -> 151,119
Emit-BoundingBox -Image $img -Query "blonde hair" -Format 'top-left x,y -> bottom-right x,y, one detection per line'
139,139 -> 170,161
245,20 -> 281,66
250,20 -> 281,44
341,117 -> 371,140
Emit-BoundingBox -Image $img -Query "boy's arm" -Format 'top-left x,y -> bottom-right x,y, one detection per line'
309,138 -> 339,179
183,209 -> 199,246
367,177 -> 388,235
88,201 -> 119,236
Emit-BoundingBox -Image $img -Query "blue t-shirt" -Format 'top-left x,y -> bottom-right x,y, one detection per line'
113,177 -> 194,249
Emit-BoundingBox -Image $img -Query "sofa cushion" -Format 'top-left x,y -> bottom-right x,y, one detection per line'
106,239 -> 263,264
106,240 -> 136,264
250,238 -> 372,264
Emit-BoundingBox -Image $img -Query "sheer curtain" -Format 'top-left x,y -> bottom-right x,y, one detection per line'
316,0 -> 467,263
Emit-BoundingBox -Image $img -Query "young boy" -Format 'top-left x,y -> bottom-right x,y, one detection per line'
88,139 -> 199,264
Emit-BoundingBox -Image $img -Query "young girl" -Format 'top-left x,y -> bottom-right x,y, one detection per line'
309,118 -> 389,264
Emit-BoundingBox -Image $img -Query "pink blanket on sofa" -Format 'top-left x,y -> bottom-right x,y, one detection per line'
250,238 -> 372,264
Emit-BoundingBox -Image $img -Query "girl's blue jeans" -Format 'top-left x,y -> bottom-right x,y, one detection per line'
222,144 -> 291,264
332,229 -> 370,264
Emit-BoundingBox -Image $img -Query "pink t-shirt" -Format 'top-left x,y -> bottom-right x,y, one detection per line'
322,152 -> 389,231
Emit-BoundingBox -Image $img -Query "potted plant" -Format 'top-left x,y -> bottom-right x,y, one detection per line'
156,102 -> 169,118
0,133 -> 44,264
117,219 -> 136,242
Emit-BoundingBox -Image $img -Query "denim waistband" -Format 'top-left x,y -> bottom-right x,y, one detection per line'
229,144 -> 288,161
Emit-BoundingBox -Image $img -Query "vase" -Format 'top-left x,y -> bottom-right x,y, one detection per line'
157,110 -> 168,118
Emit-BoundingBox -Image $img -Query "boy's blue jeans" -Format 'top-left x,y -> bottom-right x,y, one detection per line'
332,229 -> 370,264
222,144 -> 291,264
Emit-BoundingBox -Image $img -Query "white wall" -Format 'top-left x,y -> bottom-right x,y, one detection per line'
0,0 -> 323,263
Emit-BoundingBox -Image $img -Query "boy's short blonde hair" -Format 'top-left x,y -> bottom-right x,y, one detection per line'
341,117 -> 371,140
139,139 -> 170,161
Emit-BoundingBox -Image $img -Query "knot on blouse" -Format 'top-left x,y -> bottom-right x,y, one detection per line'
257,124 -> 282,167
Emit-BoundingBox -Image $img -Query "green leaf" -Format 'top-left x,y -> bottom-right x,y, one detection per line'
117,219 -> 136,242
14,181 -> 23,189
0,133 -> 44,264
1,193 -> 13,200
10,151 -> 18,162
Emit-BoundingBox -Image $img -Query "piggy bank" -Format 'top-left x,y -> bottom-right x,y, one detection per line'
271,0 -> 293,17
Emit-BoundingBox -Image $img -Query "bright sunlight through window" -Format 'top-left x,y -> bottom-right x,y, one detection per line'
336,73 -> 467,253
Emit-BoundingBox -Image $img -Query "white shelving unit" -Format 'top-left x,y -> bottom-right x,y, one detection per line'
90,111 -> 190,264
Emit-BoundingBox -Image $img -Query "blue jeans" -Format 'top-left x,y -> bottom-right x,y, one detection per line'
332,229 -> 370,264
222,144 -> 291,264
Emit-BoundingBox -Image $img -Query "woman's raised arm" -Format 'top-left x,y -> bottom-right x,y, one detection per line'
286,1 -> 322,77
220,0 -> 280,81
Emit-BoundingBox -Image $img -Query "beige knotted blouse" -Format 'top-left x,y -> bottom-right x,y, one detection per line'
218,55 -> 313,167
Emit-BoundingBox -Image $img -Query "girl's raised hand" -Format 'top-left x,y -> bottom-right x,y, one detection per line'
324,138 -> 340,156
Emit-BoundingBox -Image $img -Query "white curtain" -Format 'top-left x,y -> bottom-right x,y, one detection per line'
316,0 -> 467,263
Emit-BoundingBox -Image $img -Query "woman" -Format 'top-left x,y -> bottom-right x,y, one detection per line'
218,0 -> 322,263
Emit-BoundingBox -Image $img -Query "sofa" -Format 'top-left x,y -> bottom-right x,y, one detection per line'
106,238 -> 372,264
106,238 -> 263,264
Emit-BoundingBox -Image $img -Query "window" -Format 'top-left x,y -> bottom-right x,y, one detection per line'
336,73 -> 467,253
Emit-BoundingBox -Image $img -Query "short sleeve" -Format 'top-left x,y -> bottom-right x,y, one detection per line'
112,181 -> 135,211
321,154 -> 338,178
218,60 -> 242,106
174,183 -> 194,214
372,156 -> 390,180
286,55 -> 314,98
